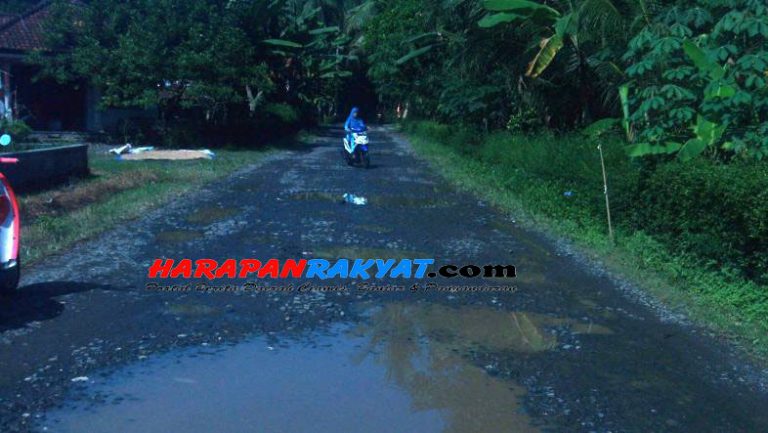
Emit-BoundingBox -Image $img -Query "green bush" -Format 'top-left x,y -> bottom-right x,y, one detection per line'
406,120 -> 768,283
637,159 -> 768,281
264,103 -> 300,126
0,119 -> 33,142
505,107 -> 543,134
405,121 -> 481,155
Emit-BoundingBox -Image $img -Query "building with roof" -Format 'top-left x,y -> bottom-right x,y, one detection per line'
0,1 -> 153,133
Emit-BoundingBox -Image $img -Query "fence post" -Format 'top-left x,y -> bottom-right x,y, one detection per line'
597,142 -> 615,244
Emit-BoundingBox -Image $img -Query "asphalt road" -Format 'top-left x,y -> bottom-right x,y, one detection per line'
1,127 -> 767,432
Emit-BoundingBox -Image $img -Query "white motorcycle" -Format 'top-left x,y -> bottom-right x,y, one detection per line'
342,130 -> 370,168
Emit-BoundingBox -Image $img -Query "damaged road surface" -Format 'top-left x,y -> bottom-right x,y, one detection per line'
1,127 -> 767,432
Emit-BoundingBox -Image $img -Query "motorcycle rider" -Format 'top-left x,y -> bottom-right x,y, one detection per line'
344,107 -> 366,147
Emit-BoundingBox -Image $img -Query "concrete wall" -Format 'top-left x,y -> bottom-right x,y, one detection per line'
0,144 -> 88,192
85,86 -> 158,133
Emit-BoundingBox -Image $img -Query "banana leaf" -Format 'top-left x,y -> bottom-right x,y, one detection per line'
262,39 -> 303,48
682,40 -> 724,80
525,34 -> 563,78
677,138 -> 707,161
478,12 -> 524,28
309,26 -> 340,35
583,118 -> 619,138
484,0 -> 560,19
396,45 -> 434,65
619,84 -> 631,140
627,142 -> 682,157
320,71 -> 353,79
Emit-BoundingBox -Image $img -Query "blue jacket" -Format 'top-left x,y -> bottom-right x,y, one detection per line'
344,107 -> 366,132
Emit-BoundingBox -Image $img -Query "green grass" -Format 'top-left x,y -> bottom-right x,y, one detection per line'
404,123 -> 768,361
19,147 -> 274,265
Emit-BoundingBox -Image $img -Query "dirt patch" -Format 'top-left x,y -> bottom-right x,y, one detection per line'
120,150 -> 214,161
20,170 -> 160,223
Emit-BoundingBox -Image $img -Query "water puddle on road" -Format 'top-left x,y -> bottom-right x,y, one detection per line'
39,303 -> 611,433
312,246 -> 430,261
287,191 -> 341,202
354,223 -> 394,234
165,302 -> 219,317
154,230 -> 204,244
285,191 -> 455,209
186,207 -> 238,225
370,194 -> 454,209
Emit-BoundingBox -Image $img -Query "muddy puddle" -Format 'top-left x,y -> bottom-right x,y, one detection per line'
354,223 -> 394,234
38,303 -> 612,433
165,303 -> 219,317
370,194 -> 454,209
284,190 -> 457,210
312,245 -> 429,260
287,191 -> 341,202
154,230 -> 204,243
186,207 -> 238,225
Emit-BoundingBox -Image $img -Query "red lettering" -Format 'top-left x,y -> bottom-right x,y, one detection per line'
280,259 -> 307,278
215,259 -> 238,279
238,260 -> 262,278
258,259 -> 280,278
148,259 -> 174,278
194,259 -> 218,280
170,259 -> 193,278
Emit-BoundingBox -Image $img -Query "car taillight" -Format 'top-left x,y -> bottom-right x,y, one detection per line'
0,193 -> 10,223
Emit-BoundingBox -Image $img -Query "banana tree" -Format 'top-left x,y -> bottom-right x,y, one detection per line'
478,0 -> 636,121
478,0 -> 574,78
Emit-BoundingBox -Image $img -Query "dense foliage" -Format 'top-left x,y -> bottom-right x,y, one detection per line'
624,0 -> 768,159
36,0 -> 366,144
361,0 -> 768,159
0,0 -> 39,14
360,0 -> 768,282
32,0 -> 766,155
362,0 -> 651,127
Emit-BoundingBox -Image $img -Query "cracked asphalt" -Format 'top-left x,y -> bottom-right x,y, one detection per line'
1,126 -> 767,432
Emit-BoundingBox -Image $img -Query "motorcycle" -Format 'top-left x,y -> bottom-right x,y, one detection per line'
0,134 -> 20,294
342,130 -> 370,168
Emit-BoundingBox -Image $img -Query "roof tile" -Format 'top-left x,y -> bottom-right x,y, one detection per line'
0,2 -> 52,52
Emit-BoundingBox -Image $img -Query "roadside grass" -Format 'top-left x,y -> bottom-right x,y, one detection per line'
404,127 -> 768,361
19,147 -> 274,265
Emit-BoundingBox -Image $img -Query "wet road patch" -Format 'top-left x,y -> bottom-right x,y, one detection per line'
354,224 -> 394,235
38,301 -> 616,433
39,302 -> 594,433
154,230 -> 204,244
186,207 -> 238,225
286,191 -> 340,203
312,246 -> 429,261
39,326 -> 449,433
165,303 -> 219,317
370,194 -> 454,209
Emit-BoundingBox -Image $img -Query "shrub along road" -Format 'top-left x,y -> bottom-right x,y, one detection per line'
0,127 -> 766,432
